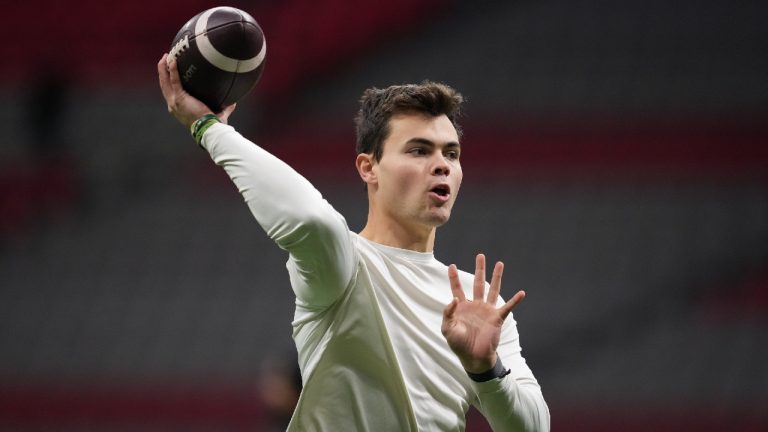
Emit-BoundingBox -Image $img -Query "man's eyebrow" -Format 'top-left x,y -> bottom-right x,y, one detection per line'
406,138 -> 461,148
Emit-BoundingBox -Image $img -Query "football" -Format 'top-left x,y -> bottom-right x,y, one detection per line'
167,6 -> 266,112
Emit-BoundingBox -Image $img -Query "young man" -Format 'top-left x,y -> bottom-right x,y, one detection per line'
158,54 -> 550,431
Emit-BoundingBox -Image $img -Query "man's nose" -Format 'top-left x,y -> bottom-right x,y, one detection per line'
432,154 -> 450,176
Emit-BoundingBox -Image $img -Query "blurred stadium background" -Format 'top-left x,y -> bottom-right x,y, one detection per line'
1,0 -> 767,430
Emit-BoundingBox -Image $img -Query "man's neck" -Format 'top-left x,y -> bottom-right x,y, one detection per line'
359,216 -> 436,252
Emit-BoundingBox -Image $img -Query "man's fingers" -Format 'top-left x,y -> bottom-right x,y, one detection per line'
486,261 -> 504,305
157,54 -> 173,103
447,264 -> 466,301
473,254 -> 486,301
443,297 -> 458,320
157,54 -> 167,79
499,290 -> 526,320
167,56 -> 185,93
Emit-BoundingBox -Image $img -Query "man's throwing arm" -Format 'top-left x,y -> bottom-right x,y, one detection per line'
201,123 -> 356,307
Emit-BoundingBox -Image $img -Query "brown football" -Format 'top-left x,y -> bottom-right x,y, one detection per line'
168,7 -> 266,112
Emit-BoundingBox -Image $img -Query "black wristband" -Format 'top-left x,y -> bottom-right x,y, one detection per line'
467,357 -> 511,382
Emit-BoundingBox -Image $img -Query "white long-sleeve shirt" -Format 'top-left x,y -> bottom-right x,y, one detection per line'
201,123 -> 550,431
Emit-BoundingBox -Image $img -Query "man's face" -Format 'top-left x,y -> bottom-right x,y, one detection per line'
370,112 -> 463,229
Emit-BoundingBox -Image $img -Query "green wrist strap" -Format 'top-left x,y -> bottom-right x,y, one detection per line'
190,114 -> 221,147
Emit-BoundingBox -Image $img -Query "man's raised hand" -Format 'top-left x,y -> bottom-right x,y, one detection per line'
441,254 -> 525,374
157,53 -> 236,128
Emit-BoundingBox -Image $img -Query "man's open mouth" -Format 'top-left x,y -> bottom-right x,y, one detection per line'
430,185 -> 450,197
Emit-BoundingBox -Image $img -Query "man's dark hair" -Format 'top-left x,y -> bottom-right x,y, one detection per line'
354,81 -> 464,161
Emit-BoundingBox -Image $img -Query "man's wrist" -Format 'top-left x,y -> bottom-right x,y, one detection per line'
190,114 -> 221,146
466,356 -> 511,382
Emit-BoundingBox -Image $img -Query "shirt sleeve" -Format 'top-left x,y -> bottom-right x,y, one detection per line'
201,123 -> 356,308
471,313 -> 550,432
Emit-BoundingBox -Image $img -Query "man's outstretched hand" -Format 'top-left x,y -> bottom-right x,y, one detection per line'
157,53 -> 236,129
442,254 -> 525,374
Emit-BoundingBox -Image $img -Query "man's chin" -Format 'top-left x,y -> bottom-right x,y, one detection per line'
424,209 -> 452,227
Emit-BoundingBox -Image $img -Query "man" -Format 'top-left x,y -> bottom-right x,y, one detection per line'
158,54 -> 549,431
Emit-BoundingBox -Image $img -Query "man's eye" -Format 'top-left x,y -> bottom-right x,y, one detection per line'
409,148 -> 427,155
445,151 -> 460,160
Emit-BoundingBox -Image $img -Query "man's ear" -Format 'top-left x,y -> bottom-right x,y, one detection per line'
356,153 -> 377,185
